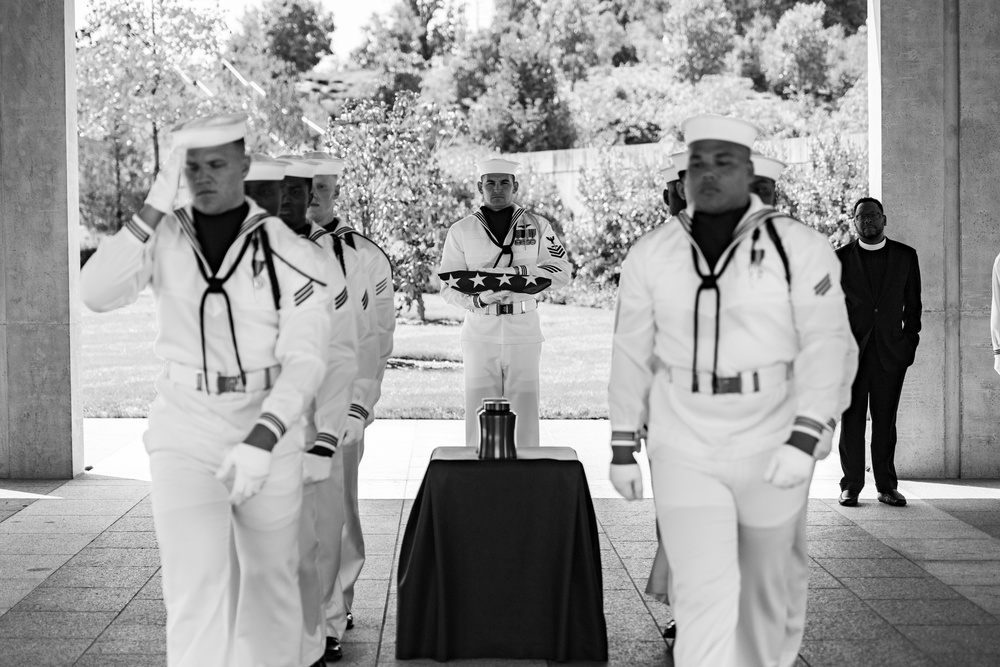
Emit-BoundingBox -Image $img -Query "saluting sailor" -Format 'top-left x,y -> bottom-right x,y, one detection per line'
304,151 -> 396,649
80,114 -> 353,667
608,115 -> 857,667
438,158 -> 572,448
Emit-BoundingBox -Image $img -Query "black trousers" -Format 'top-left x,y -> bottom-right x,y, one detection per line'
839,343 -> 907,493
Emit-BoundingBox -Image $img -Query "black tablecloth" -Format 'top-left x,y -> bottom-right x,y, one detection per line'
396,456 -> 608,661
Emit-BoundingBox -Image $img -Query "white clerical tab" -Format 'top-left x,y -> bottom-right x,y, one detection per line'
171,113 -> 247,149
277,155 -> 320,178
682,114 -> 759,150
661,150 -> 689,182
245,153 -> 289,182
303,151 -> 345,176
751,153 -> 787,181
476,158 -> 520,177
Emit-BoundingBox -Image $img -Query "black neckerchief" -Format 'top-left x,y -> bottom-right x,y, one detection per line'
480,205 -> 515,267
191,202 -> 253,393
193,202 -> 249,275
688,201 -> 751,393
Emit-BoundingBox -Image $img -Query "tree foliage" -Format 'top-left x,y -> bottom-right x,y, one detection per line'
466,25 -> 577,152
662,0 -> 736,83
76,0 -> 223,232
776,134 -> 868,247
326,92 -> 465,319
760,2 -> 831,96
257,0 -> 335,74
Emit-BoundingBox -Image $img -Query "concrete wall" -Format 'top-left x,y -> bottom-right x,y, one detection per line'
510,136 -> 865,217
880,0 -> 1000,478
0,0 -> 81,478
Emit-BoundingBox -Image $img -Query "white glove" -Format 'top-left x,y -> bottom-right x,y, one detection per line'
342,415 -> 366,447
994,355 -> 1000,377
478,290 -> 511,305
144,146 -> 185,214
610,463 -> 643,500
762,445 -> 815,489
216,444 -> 272,505
302,452 -> 332,485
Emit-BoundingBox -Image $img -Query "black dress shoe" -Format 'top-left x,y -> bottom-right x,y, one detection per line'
878,489 -> 907,506
346,611 -> 354,630
839,489 -> 859,506
662,619 -> 676,640
324,637 -> 343,662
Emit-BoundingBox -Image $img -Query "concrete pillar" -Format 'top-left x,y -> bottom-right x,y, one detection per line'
0,0 -> 82,478
879,0 -> 1000,478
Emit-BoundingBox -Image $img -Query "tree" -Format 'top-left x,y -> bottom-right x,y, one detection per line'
760,2 -> 831,96
662,0 -> 736,83
466,26 -> 577,152
257,0 -> 335,74
76,0 -> 224,232
326,93 -> 465,319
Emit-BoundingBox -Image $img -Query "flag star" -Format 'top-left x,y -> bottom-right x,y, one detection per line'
471,273 -> 486,287
497,274 -> 512,286
523,275 -> 538,285
443,276 -> 461,290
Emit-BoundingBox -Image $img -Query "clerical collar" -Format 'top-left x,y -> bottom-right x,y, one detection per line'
859,238 -> 886,251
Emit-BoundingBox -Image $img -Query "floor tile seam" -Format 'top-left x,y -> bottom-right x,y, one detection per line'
68,568 -> 163,665
376,502 -> 408,664
596,515 -> 667,636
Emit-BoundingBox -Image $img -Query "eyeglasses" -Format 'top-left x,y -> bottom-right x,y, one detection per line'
854,212 -> 882,223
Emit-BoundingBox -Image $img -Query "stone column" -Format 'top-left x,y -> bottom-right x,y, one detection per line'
0,0 -> 82,478
879,0 -> 1000,478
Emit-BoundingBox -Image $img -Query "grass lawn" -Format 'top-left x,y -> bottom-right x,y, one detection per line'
80,292 -> 613,419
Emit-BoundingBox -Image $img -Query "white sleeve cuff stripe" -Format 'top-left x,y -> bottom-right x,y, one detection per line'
259,412 -> 286,437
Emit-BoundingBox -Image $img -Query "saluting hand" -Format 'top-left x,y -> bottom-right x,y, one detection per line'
143,143 -> 186,216
216,443 -> 273,505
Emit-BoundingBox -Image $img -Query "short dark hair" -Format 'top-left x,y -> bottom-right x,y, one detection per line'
853,197 -> 883,216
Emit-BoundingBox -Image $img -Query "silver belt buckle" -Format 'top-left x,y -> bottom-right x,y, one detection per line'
713,376 -> 742,394
497,303 -> 513,315
217,375 -> 246,393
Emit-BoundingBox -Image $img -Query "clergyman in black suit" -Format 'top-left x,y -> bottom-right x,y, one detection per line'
835,197 -> 921,507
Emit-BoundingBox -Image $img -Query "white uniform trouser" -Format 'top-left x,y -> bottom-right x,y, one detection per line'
145,377 -> 304,667
325,436 -> 365,639
648,373 -> 810,667
462,341 -> 542,448
299,450 -> 346,665
779,493 -> 810,667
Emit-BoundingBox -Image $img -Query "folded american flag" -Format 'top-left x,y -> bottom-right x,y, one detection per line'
438,270 -> 552,295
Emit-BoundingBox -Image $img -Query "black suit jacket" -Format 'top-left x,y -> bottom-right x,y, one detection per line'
836,239 -> 922,371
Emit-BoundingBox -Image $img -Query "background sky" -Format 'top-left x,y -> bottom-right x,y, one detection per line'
74,0 -> 399,59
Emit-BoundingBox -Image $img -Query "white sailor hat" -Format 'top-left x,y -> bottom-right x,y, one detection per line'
751,153 -> 787,181
661,151 -> 689,182
245,154 -> 289,182
171,113 -> 247,149
682,114 -> 760,151
302,151 -> 345,176
276,155 -> 320,179
476,158 -> 520,178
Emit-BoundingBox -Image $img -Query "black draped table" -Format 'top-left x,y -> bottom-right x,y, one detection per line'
396,447 -> 608,662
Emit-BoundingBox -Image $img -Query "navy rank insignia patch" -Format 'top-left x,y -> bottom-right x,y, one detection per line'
295,281 -> 314,306
545,234 -> 566,259
814,273 -> 831,296
438,270 -> 551,295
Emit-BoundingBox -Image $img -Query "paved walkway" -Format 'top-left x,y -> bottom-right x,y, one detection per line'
1,420 -> 999,666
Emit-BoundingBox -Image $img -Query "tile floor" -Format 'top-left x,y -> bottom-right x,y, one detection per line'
1,419 -> 998,666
